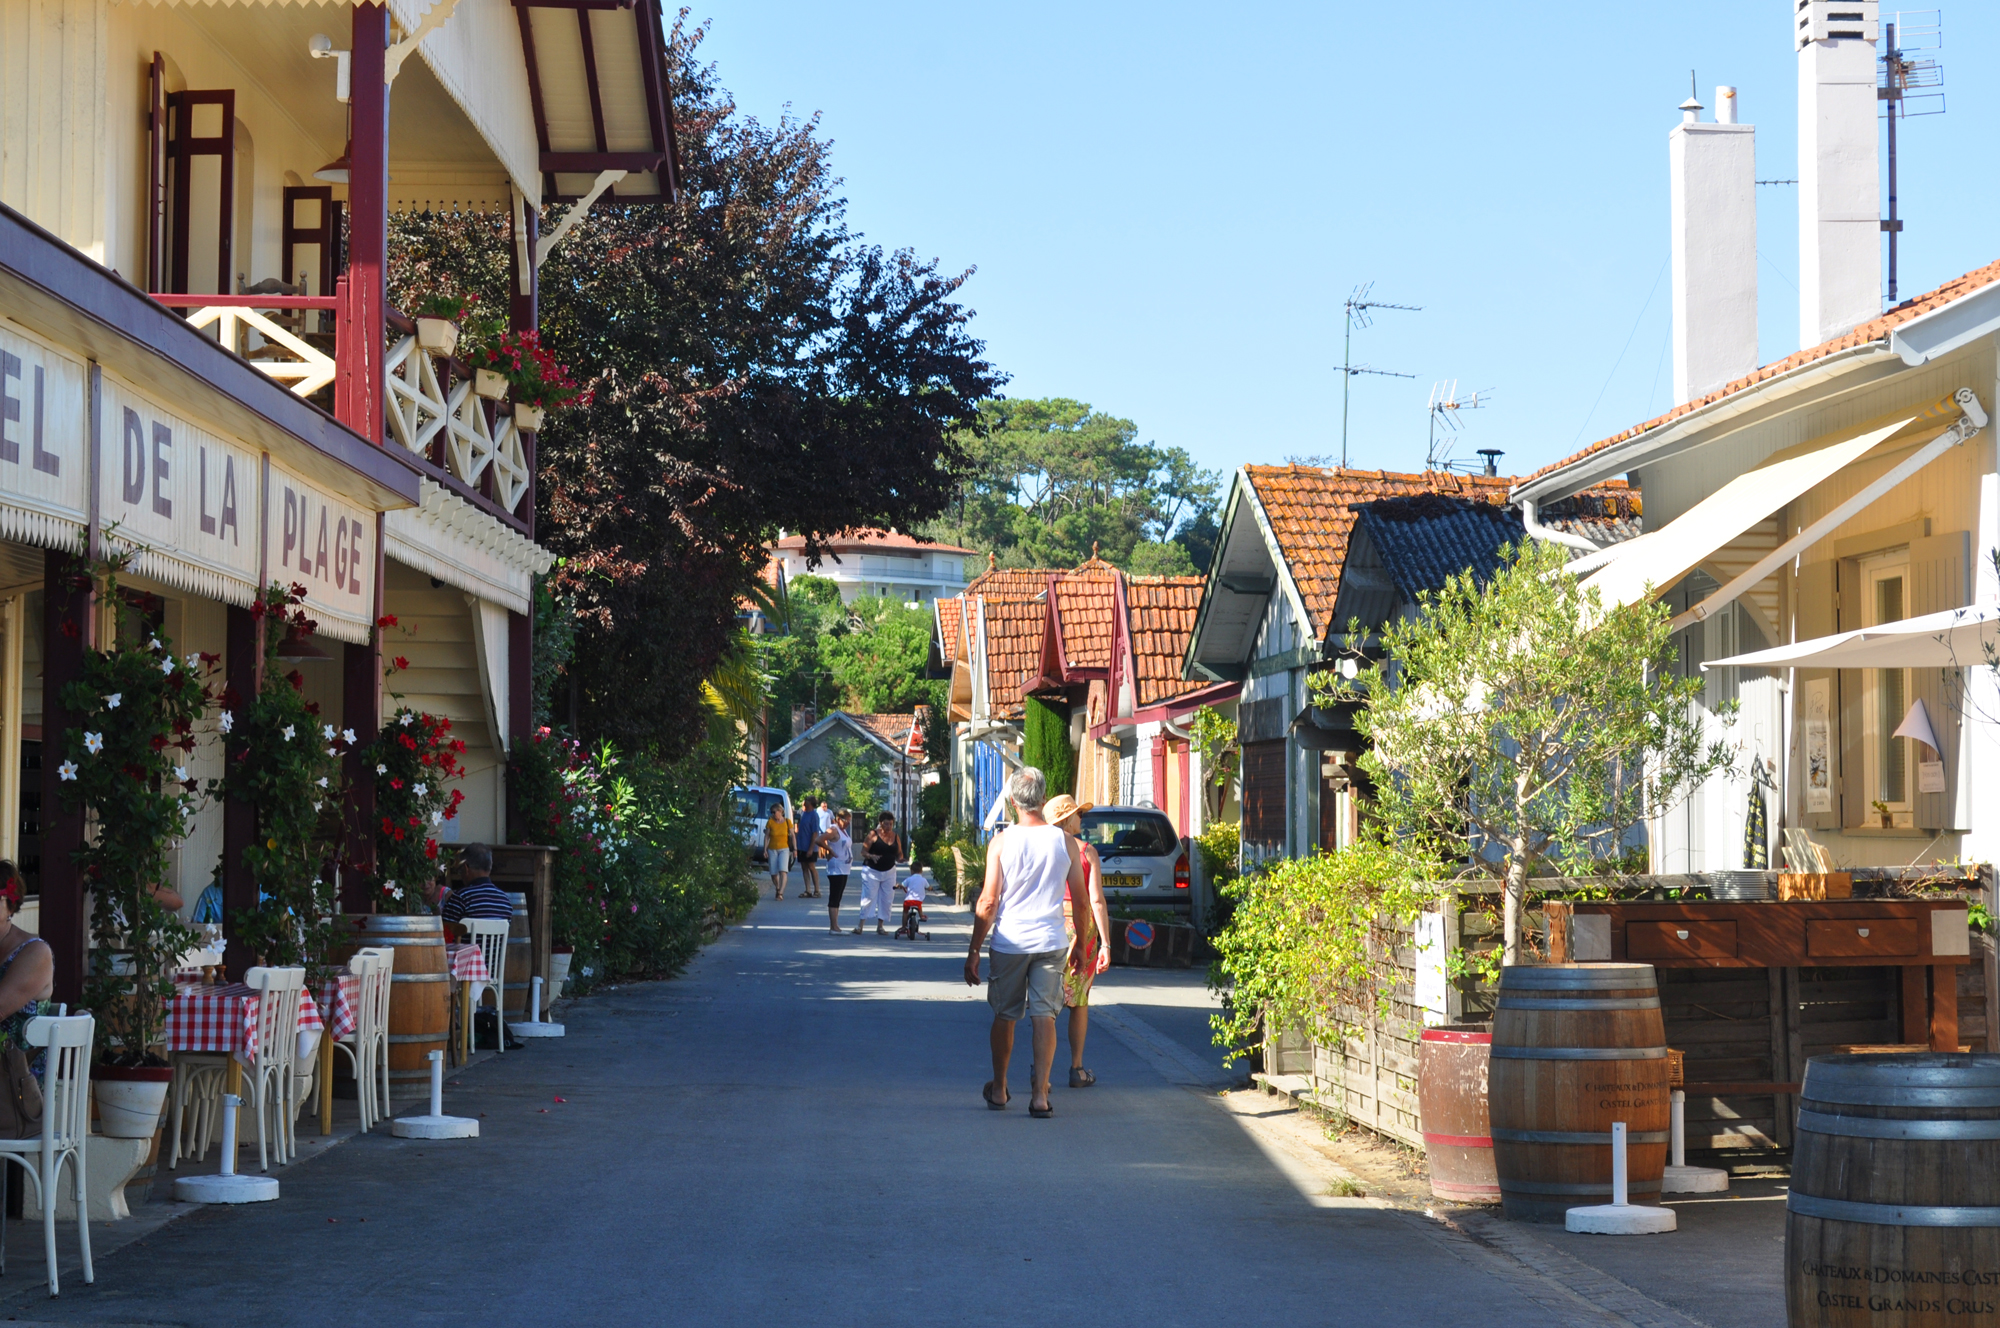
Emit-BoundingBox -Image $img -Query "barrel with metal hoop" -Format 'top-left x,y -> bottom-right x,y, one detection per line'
1488,963 -> 1671,1222
1785,1053 -> 2000,1326
1418,1025 -> 1499,1203
337,913 -> 449,1098
503,892 -> 531,1019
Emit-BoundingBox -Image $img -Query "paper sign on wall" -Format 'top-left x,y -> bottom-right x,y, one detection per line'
1918,761 -> 1946,794
1804,677 -> 1833,814
266,460 -> 376,642
97,373 -> 262,604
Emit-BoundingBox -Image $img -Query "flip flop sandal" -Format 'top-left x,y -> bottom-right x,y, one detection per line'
1029,1101 -> 1054,1119
982,1082 -> 1009,1110
1069,1068 -> 1096,1088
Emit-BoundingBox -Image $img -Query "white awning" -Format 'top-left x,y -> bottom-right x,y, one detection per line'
1704,605 -> 2000,671
1579,412 -> 1922,613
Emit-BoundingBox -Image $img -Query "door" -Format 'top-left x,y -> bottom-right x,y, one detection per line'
1241,739 -> 1286,857
165,89 -> 236,295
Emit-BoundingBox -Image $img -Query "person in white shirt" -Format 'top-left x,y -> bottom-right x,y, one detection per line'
895,864 -> 931,939
818,811 -> 853,935
963,766 -> 1085,1119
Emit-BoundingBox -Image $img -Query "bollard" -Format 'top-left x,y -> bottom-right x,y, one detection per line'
391,1051 -> 479,1139
511,973 -> 565,1038
1662,1088 -> 1729,1194
172,1094 -> 280,1203
1563,1119 -> 1677,1234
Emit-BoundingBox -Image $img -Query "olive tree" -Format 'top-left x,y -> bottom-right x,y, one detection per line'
1319,539 -> 1735,966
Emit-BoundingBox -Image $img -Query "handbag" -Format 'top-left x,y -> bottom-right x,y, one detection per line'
0,1044 -> 44,1140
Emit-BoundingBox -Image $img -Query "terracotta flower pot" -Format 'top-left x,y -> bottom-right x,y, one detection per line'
474,368 -> 508,401
415,317 -> 460,356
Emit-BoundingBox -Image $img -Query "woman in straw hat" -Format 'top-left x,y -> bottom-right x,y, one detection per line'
1043,794 -> 1112,1087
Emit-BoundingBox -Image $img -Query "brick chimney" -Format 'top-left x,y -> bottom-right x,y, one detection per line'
1670,84 -> 1758,404
1796,0 -> 1882,345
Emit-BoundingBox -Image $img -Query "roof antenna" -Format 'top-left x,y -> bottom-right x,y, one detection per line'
1337,283 -> 1419,469
1881,12 -> 1948,305
1425,380 -> 1491,470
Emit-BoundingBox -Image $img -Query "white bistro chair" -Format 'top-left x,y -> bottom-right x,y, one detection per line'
326,948 -> 393,1130
239,967 -> 306,1170
0,1013 -> 95,1296
463,919 -> 510,1056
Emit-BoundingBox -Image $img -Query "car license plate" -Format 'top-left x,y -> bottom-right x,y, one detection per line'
1104,873 -> 1144,890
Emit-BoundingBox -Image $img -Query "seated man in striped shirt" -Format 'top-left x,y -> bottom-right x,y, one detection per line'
438,843 -> 512,925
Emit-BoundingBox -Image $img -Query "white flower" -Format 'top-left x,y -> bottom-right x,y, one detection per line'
174,766 -> 189,782
388,885 -> 403,900
342,729 -> 357,744
105,693 -> 121,710
56,761 -> 77,781
431,810 -> 444,826
316,776 -> 328,788
376,763 -> 388,775
323,724 -> 336,741
399,714 -> 414,727
161,656 -> 174,674
281,725 -> 295,741
148,637 -> 160,650
327,747 -> 339,757
218,712 -> 234,734
83,732 -> 103,755
185,652 -> 200,671
414,782 -> 427,796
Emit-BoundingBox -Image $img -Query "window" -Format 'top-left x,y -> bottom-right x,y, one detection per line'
1860,550 -> 1913,828
1076,810 -> 1177,858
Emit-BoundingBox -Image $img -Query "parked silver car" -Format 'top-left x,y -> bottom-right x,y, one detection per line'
1074,805 -> 1190,914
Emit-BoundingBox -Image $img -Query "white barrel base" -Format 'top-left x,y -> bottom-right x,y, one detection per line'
508,1022 -> 564,1038
1662,1164 -> 1729,1194
1565,1203 -> 1678,1234
173,1173 -> 279,1205
391,1114 -> 479,1139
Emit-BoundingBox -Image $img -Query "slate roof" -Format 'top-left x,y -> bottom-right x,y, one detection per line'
1242,467 -> 1517,639
1353,494 -> 1523,601
1051,559 -> 1121,673
1523,257 -> 2000,487
1126,576 -> 1206,706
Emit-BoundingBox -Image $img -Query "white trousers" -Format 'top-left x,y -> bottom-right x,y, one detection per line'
857,868 -> 896,922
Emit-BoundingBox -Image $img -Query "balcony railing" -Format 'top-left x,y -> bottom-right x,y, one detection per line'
150,292 -> 531,528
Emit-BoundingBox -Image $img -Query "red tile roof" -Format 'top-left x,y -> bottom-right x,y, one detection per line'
1244,467 -> 1517,639
1126,576 -> 1206,706
769,528 -> 974,555
964,556 -> 1049,601
852,709 -> 927,762
1524,257 -> 2000,487
981,595 -> 1049,720
1051,560 -> 1121,673
935,595 -> 966,664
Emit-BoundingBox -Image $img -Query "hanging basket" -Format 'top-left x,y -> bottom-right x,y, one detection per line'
414,317 -> 460,356
513,403 -> 545,432
473,369 -> 509,401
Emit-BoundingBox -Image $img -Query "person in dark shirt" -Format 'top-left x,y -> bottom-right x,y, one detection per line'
438,843 -> 513,924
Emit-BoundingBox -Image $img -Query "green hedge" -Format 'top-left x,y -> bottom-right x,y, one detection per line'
1023,695 -> 1074,795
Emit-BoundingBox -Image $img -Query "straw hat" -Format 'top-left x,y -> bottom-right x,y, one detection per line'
1042,794 -> 1092,827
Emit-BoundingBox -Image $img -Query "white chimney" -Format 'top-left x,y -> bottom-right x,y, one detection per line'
1797,0 -> 1882,346
1670,86 -> 1757,405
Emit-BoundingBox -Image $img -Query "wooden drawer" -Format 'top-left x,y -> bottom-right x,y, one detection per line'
1628,920 -> 1738,960
1805,917 -> 1921,958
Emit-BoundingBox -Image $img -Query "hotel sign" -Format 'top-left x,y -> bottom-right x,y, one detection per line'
266,458 -> 378,641
0,322 -> 90,541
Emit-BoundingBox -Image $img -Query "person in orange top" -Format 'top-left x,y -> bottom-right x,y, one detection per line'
764,807 -> 794,900
1044,794 -> 1112,1088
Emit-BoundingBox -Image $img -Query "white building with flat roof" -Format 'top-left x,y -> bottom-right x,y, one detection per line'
767,530 -> 974,606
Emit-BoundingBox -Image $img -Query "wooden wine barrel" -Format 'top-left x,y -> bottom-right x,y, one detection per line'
1418,1025 -> 1499,1203
1489,963 -> 1671,1222
340,914 -> 449,1100
503,892 -> 531,1018
1786,1053 -> 2000,1327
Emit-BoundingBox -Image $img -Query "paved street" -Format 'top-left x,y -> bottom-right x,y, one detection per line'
0,887 -> 1765,1326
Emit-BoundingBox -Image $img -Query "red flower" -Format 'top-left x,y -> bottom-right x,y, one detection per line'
377,614 -> 399,628
392,656 -> 410,671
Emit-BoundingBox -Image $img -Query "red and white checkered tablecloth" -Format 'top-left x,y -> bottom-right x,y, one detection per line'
165,983 -> 324,1062
318,973 -> 361,1040
445,944 -> 492,983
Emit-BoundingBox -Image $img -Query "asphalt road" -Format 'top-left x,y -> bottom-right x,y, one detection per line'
0,886 -> 1664,1327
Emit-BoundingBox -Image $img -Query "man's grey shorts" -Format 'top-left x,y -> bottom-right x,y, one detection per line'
988,949 -> 1066,1021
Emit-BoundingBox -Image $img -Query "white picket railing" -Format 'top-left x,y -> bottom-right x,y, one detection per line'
182,305 -> 339,397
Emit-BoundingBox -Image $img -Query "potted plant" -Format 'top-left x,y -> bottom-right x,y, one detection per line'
412,292 -> 476,356
465,329 -> 577,424
367,687 -> 469,915
54,554 -> 213,1136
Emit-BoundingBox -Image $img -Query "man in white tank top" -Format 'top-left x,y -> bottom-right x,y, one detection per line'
964,766 -> 1086,1119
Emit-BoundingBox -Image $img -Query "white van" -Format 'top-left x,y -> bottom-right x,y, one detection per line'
731,785 -> 793,863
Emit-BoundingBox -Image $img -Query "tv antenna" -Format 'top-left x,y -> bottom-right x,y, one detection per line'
1425,381 -> 1491,470
1338,283 -> 1419,469
1881,11 -> 1945,304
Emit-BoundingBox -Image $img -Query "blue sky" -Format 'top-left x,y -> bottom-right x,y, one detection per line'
691,2 -> 2000,485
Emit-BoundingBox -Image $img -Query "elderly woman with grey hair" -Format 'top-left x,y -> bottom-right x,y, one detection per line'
963,766 -> 1086,1119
